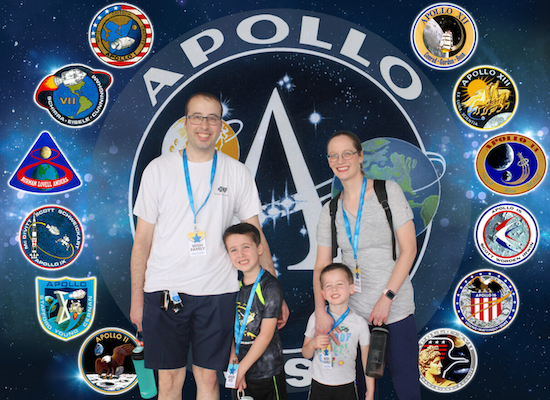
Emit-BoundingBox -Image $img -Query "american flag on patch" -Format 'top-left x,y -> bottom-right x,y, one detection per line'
421,339 -> 450,360
471,292 -> 502,322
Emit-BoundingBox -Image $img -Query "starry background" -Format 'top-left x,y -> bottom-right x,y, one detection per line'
1,1 -> 549,399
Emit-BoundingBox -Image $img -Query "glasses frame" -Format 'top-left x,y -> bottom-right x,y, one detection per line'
186,114 -> 222,126
326,150 -> 360,163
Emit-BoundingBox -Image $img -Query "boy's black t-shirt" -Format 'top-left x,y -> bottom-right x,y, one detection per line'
236,270 -> 284,380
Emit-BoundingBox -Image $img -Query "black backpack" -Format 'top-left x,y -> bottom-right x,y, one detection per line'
329,179 -> 396,261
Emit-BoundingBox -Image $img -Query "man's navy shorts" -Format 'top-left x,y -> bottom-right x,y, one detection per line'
142,291 -> 237,371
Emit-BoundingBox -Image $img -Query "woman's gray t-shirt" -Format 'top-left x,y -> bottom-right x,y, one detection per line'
316,180 -> 415,324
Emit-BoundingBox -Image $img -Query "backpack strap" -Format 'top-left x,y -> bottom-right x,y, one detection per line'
329,191 -> 342,260
373,179 -> 397,261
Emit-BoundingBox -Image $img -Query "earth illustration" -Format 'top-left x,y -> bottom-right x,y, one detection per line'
52,76 -> 98,119
31,163 -> 59,191
333,137 -> 442,235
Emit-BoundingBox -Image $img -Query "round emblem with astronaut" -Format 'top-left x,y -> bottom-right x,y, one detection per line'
89,3 -> 153,68
20,205 -> 83,270
410,3 -> 478,70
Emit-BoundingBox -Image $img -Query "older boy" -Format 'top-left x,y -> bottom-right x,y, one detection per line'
223,223 -> 287,400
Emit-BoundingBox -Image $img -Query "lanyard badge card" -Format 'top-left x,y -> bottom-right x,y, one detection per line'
225,269 -> 265,389
183,149 -> 217,257
342,177 -> 366,293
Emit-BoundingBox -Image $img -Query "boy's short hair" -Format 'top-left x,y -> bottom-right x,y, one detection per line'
223,222 -> 261,247
320,263 -> 354,286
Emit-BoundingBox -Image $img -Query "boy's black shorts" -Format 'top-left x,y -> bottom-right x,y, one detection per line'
308,379 -> 358,400
232,369 -> 287,400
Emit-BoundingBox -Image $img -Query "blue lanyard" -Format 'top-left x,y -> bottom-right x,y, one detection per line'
182,149 -> 217,225
326,306 -> 351,334
234,268 -> 265,356
342,177 -> 367,262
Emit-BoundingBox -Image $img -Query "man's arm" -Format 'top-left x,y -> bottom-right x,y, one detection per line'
130,217 -> 155,332
241,215 -> 289,329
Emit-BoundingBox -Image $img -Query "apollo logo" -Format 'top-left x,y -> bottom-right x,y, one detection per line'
89,9 -> 468,391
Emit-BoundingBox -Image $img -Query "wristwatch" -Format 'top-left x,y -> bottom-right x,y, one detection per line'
383,288 -> 396,300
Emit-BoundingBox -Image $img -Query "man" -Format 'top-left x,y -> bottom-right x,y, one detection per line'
130,92 -> 288,400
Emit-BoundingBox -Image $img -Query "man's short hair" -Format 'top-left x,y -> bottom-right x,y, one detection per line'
223,222 -> 261,247
320,263 -> 354,286
185,92 -> 223,116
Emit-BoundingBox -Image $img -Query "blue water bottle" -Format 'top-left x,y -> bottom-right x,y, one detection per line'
131,346 -> 157,399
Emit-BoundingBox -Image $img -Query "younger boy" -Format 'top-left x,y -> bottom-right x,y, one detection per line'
223,223 -> 287,400
302,263 -> 374,400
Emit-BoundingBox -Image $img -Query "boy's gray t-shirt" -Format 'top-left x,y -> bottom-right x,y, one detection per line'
316,180 -> 415,324
305,311 -> 370,385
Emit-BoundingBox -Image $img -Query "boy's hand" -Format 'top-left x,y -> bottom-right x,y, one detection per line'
312,334 -> 330,349
236,370 -> 247,392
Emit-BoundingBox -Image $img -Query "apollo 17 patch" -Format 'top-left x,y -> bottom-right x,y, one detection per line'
36,277 -> 96,341
454,270 -> 519,334
410,3 -> 478,70
454,66 -> 517,130
475,133 -> 546,195
418,328 -> 477,392
20,205 -> 83,270
78,328 -> 139,395
475,202 -> 538,267
89,3 -> 154,68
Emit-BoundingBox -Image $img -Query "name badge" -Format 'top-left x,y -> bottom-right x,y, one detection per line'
321,346 -> 332,369
225,363 -> 239,389
354,266 -> 362,293
188,230 -> 206,257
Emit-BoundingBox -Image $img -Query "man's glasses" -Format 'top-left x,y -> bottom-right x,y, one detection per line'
186,114 -> 222,125
327,150 -> 359,162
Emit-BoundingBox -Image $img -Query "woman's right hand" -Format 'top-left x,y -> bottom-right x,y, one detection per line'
315,308 -> 340,345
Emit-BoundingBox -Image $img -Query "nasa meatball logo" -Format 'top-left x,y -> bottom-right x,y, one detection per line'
20,205 -> 83,270
475,133 -> 546,195
418,328 -> 477,392
454,66 -> 518,130
454,270 -> 519,334
35,64 -> 112,127
89,3 -> 153,68
9,131 -> 82,194
475,202 -> 538,267
411,3 -> 478,70
36,277 -> 96,341
78,328 -> 139,395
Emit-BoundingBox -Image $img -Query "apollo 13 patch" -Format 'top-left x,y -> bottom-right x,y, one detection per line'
454,270 -> 519,334
410,3 -> 478,70
418,328 -> 477,392
454,66 -> 518,130
475,202 -> 538,267
475,133 -> 546,195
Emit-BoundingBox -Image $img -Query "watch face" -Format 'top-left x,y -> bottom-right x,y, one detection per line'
386,290 -> 395,300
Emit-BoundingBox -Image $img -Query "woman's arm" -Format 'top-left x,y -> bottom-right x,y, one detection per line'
368,220 -> 416,325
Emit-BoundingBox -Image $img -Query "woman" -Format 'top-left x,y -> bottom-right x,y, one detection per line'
313,131 -> 420,399
418,346 -> 456,387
